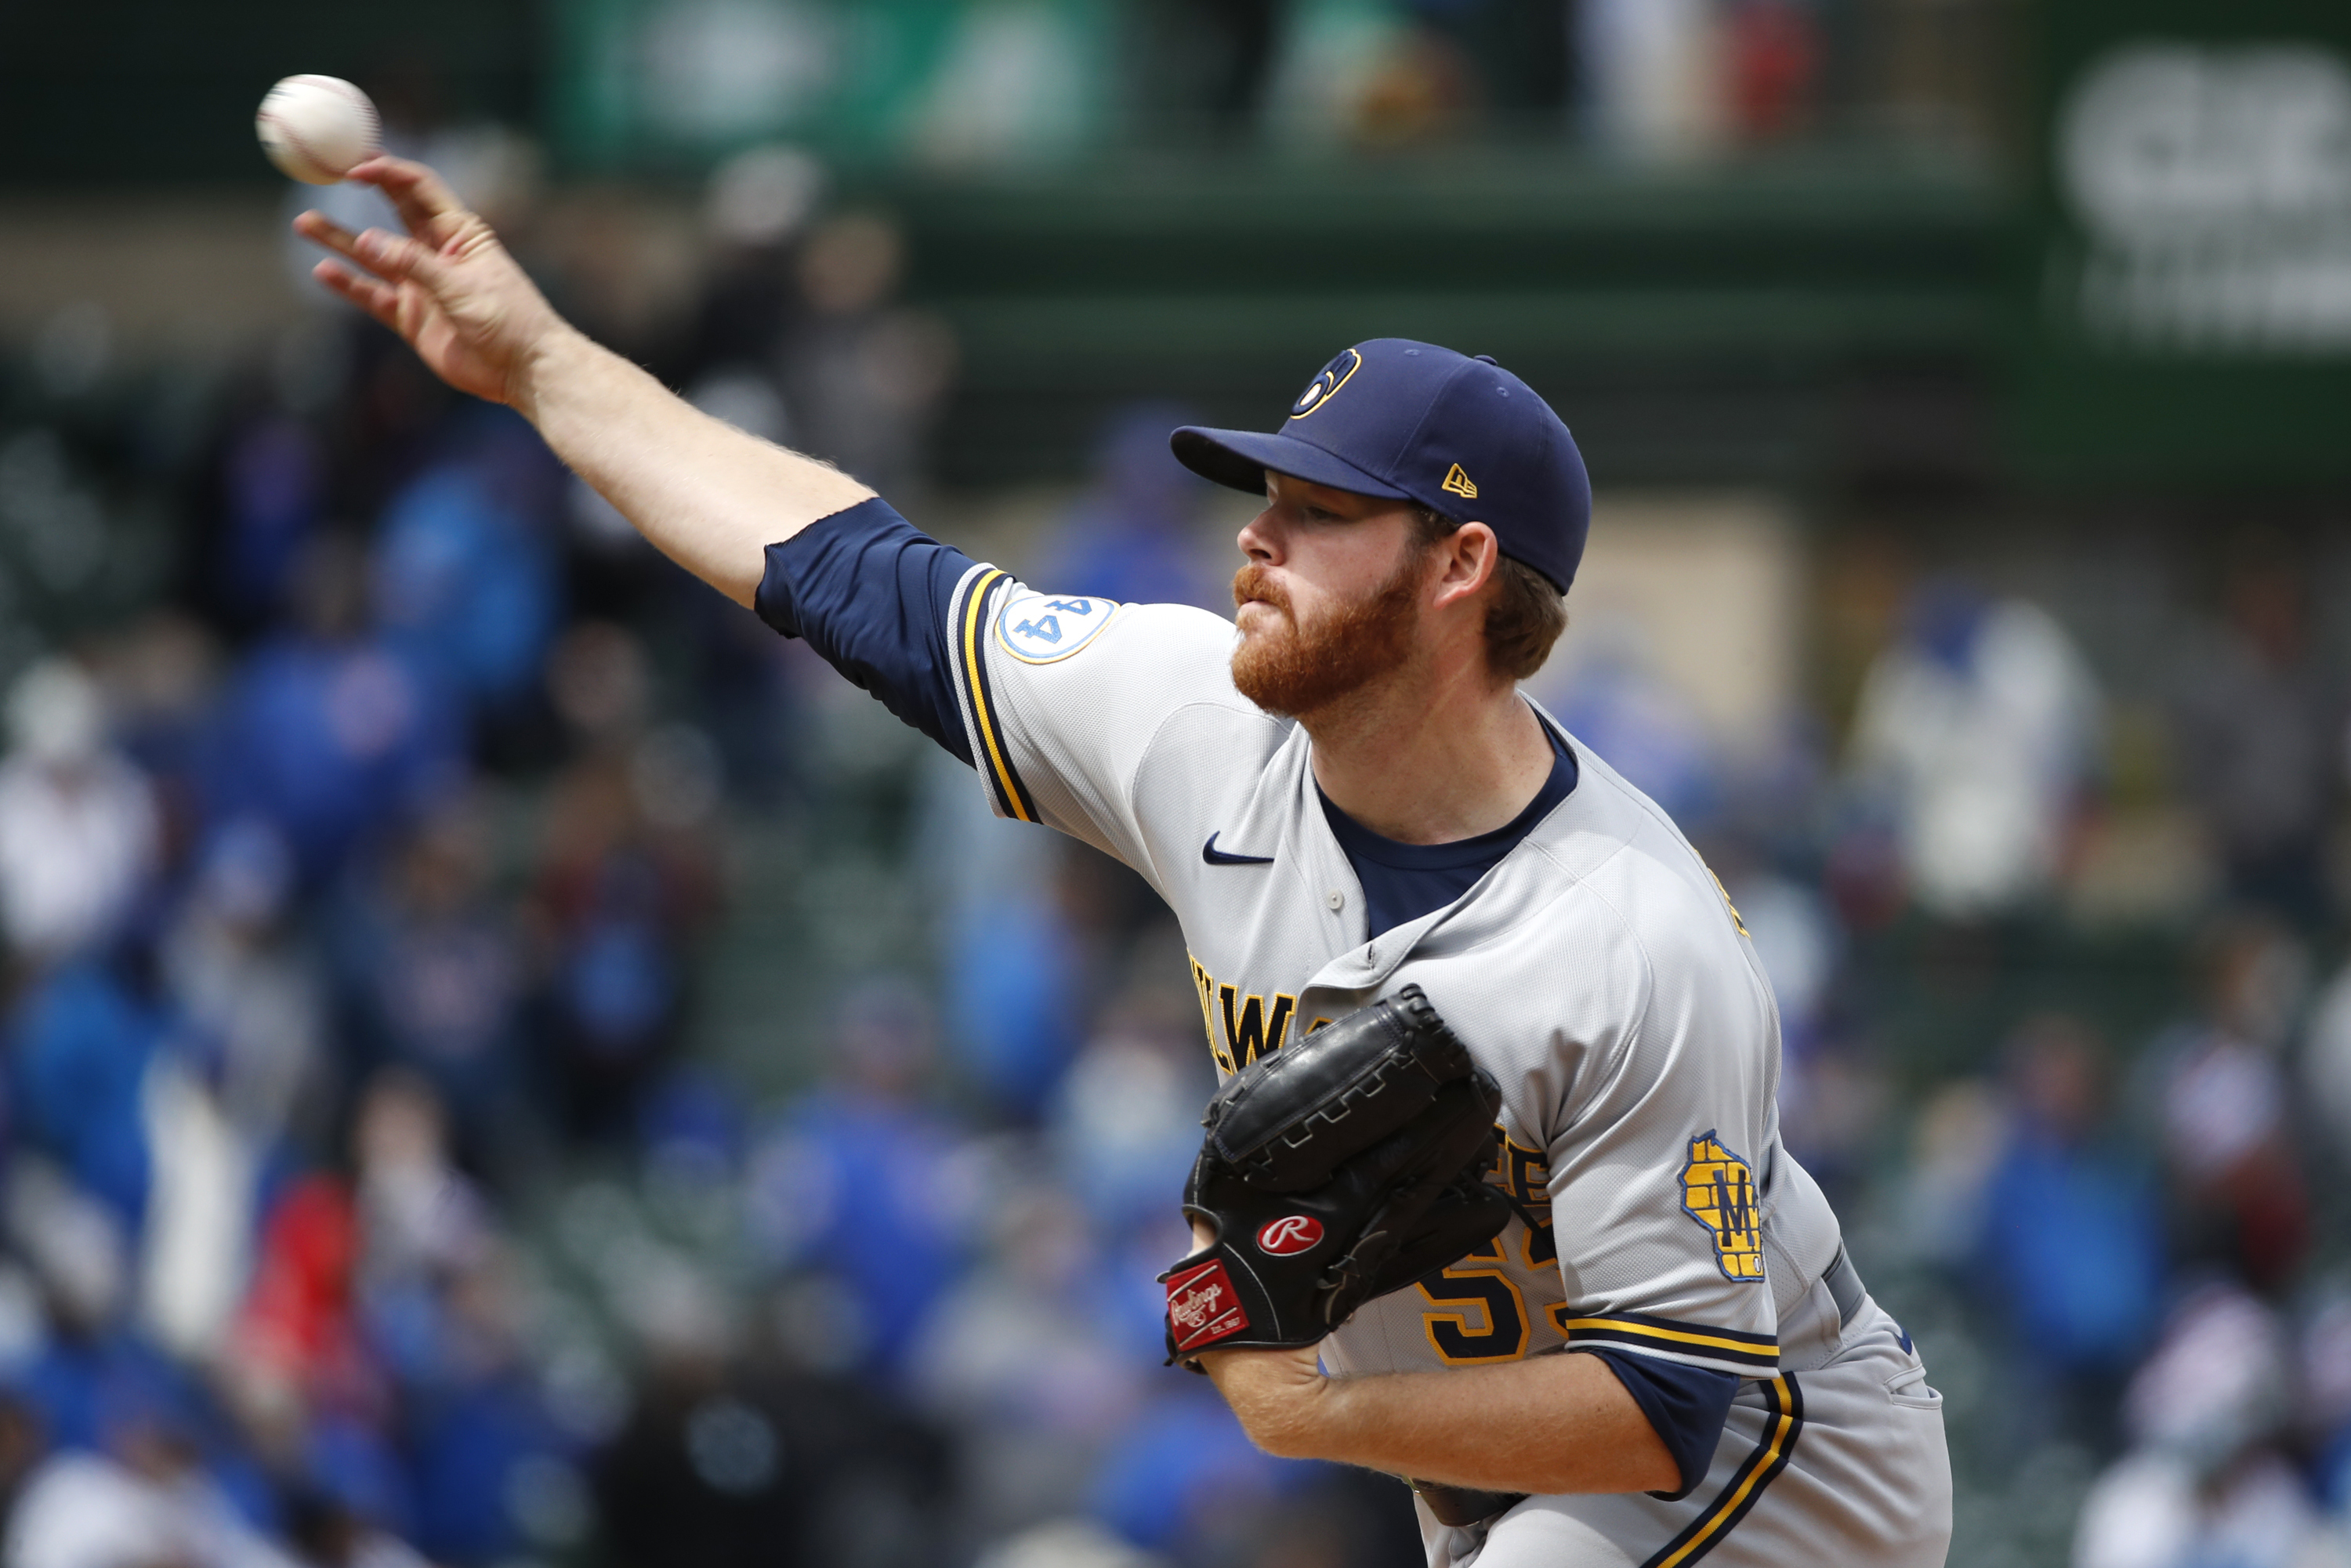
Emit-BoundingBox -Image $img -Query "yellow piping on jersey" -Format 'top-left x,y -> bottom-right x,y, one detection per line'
1641,1374 -> 1802,1568
1554,1318 -> 1780,1361
962,570 -> 1034,824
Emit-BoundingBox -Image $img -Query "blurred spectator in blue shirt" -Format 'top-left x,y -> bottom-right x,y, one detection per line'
5,1158 -> 142,1451
399,1261 -> 565,1566
370,411 -> 563,722
1977,1015 -> 2164,1450
531,625 -> 722,1146
1034,404 -> 1221,611
1088,1385 -> 1328,1562
214,409 -> 324,632
915,754 -> 1083,1121
330,797 -> 528,1176
1533,621 -> 1720,832
295,1407 -> 421,1554
743,980 -> 976,1382
1046,976 -> 1211,1237
8,961 -> 171,1231
206,535 -> 464,889
2300,1292 -> 2351,1523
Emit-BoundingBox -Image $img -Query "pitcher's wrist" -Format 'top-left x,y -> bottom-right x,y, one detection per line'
508,320 -> 589,423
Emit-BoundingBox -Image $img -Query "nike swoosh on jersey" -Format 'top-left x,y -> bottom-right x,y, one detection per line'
1202,833 -> 1274,867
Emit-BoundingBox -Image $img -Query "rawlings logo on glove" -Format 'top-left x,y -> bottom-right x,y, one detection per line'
1165,1261 -> 1250,1352
1158,985 -> 1510,1367
1256,1215 -> 1324,1255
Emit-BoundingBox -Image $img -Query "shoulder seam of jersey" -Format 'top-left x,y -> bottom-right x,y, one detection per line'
1567,738 -> 1696,849
1121,693 -> 1294,892
1524,836 -> 1656,1132
951,567 -> 1038,823
1574,749 -> 1761,951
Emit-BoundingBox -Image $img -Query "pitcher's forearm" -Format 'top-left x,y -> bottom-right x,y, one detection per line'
1317,1355 -> 1676,1494
1202,1343 -> 1678,1496
515,327 -> 875,607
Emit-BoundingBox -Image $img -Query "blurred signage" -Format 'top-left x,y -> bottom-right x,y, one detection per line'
550,0 -> 1110,171
2016,1 -> 2351,480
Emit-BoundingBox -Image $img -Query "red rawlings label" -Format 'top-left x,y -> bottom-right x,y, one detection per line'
1255,1215 -> 1324,1255
1165,1260 -> 1249,1352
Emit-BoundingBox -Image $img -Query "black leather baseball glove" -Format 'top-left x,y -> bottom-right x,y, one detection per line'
1161,984 -> 1510,1367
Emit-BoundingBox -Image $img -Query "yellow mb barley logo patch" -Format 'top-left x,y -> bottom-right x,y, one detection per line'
1681,1132 -> 1766,1283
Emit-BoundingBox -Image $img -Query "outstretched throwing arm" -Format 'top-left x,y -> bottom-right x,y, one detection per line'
297,156 -> 873,606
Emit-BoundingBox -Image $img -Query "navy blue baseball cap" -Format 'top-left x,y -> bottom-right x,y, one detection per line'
1171,339 -> 1592,593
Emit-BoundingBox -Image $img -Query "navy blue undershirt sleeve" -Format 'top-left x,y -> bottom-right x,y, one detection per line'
1587,1349 -> 1741,1501
1321,724 -> 1578,939
754,498 -> 979,766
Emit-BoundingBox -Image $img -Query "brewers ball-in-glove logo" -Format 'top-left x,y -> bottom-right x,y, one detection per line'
1288,348 -> 1363,418
1681,1132 -> 1766,1282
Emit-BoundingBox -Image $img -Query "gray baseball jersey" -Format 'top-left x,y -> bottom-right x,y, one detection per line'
942,567 -> 1951,1567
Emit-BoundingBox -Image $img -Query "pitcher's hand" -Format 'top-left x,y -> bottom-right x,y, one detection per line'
295,156 -> 572,410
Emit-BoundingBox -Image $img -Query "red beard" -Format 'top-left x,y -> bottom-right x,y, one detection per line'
1230,554 -> 1423,719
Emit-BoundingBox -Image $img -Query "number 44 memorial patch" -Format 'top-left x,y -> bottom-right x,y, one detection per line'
995,591 -> 1120,665
1681,1132 -> 1767,1282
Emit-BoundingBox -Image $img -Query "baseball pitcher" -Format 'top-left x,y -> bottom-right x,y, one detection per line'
293,158 -> 1952,1568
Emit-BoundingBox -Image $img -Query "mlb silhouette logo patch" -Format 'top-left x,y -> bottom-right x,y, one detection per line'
1165,1260 -> 1249,1351
1681,1132 -> 1766,1282
995,589 -> 1119,664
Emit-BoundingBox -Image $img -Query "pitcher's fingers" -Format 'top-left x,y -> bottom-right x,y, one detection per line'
313,262 -> 402,331
357,156 -> 469,237
294,211 -> 371,267
347,226 -> 454,295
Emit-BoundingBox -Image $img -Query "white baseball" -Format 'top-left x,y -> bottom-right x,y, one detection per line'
255,75 -> 382,186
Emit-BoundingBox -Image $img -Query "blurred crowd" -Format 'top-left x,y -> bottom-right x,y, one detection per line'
1695,568 -> 2351,1568
0,139 -> 1434,1568
0,110 -> 2346,1568
570,0 -> 1997,172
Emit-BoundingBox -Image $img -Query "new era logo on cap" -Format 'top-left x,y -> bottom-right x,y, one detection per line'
1169,339 -> 1592,594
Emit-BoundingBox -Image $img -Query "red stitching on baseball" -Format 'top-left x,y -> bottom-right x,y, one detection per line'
262,109 -> 335,181
262,79 -> 379,182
